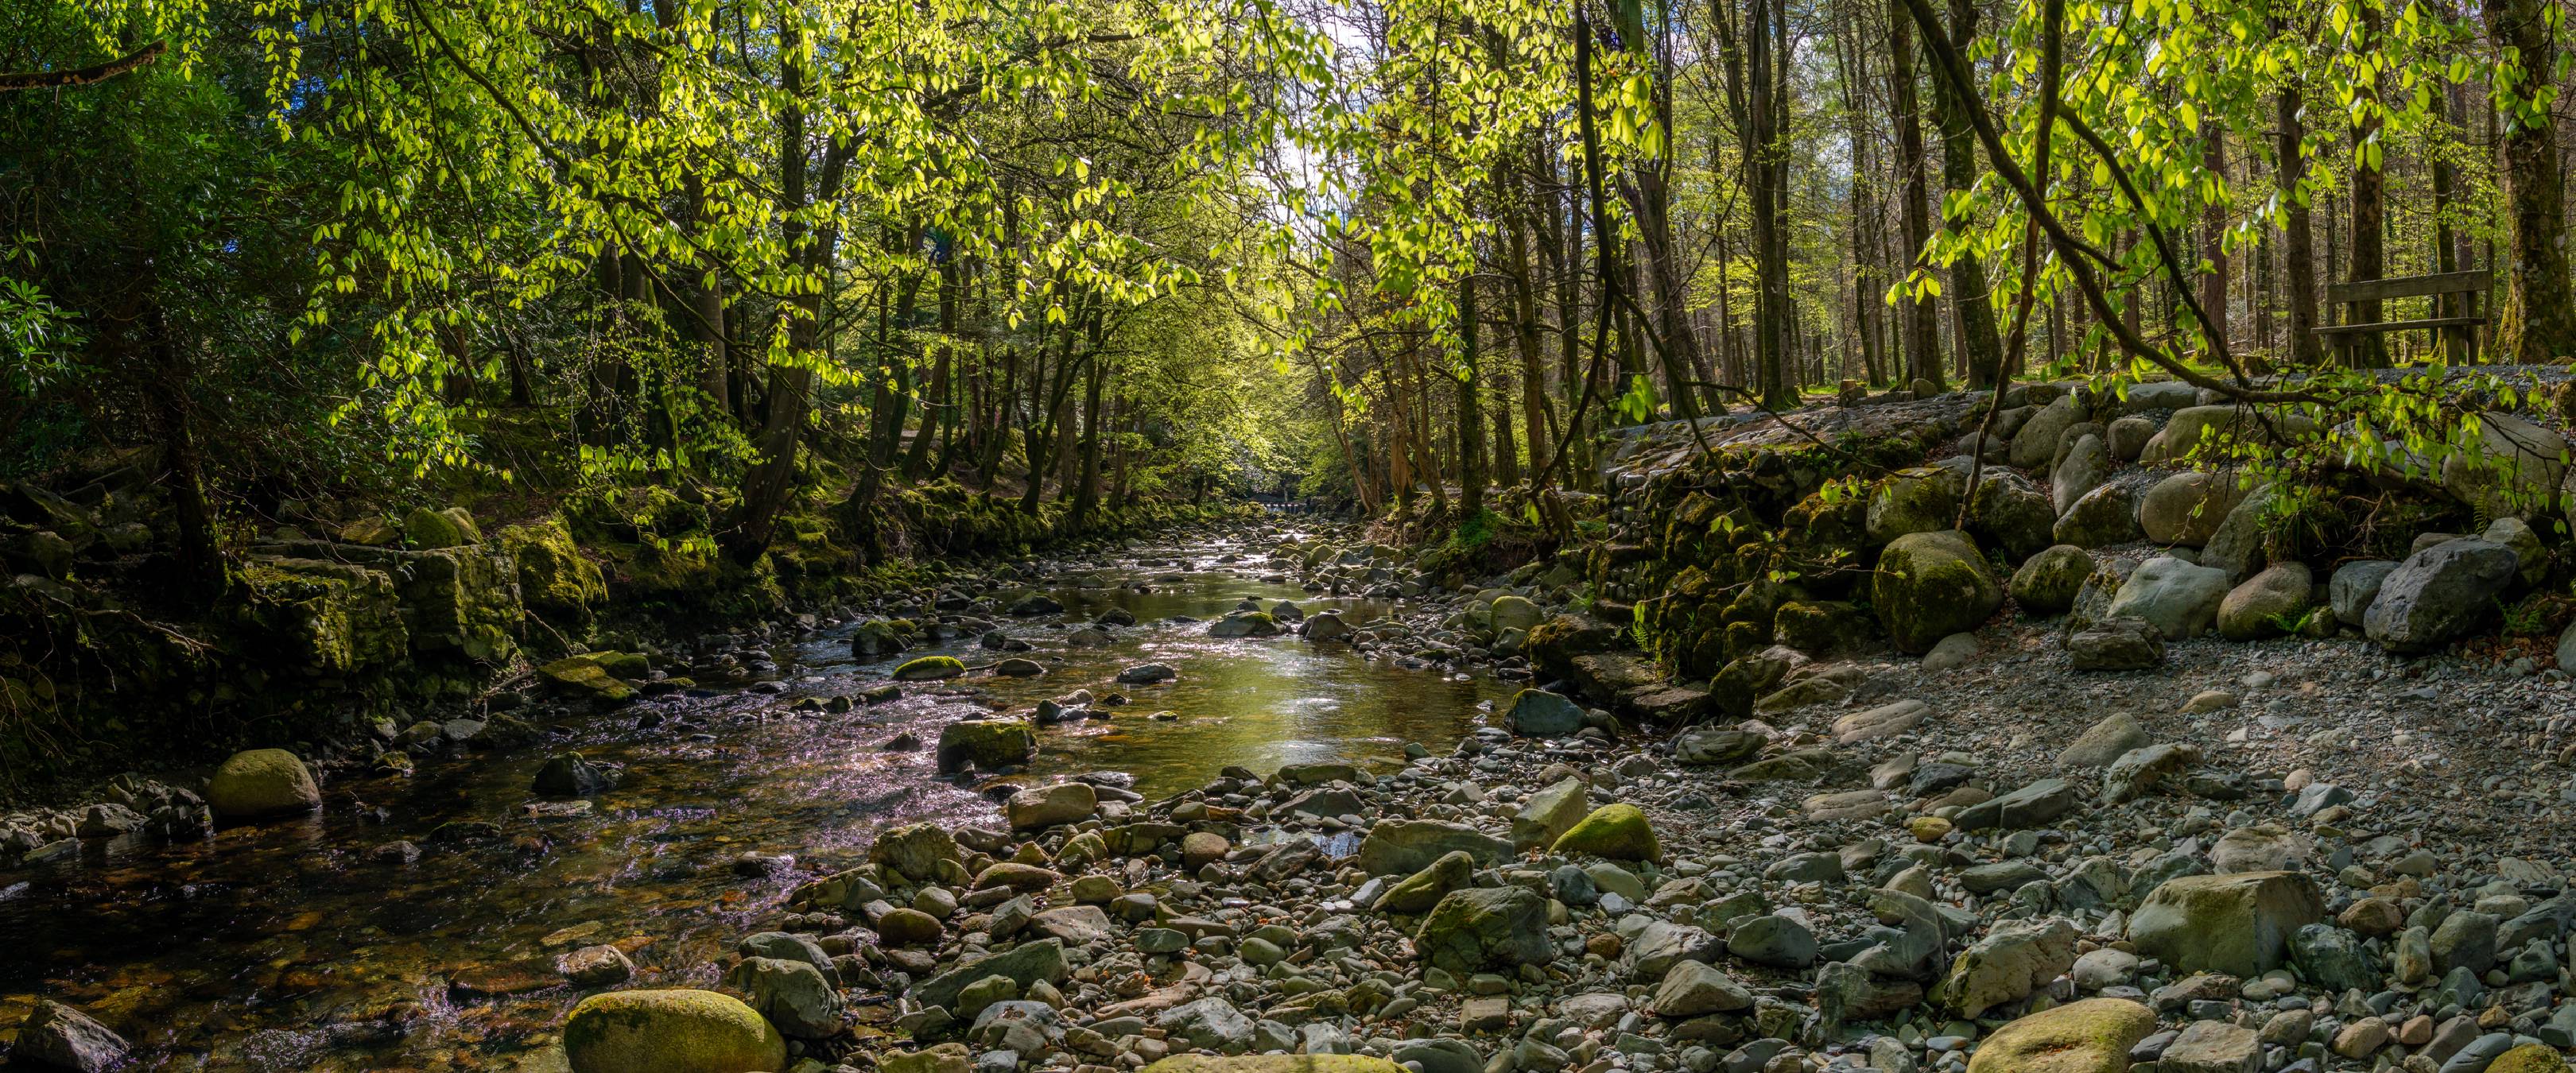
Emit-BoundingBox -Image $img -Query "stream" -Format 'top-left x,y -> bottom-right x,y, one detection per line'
0,528 -> 1504,1071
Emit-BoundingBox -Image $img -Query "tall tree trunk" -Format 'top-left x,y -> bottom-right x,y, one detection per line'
1887,0 -> 1943,389
2199,134 -> 2231,354
1926,0 -> 2004,386
2485,0 -> 2576,362
2345,3 -> 2389,368
1456,272 -> 1486,517
2275,50 -> 2323,366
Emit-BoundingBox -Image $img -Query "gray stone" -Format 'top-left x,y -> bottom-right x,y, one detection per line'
2066,618 -> 2163,671
2329,560 -> 2399,623
2105,556 -> 2229,640
2365,538 -> 2521,653
1414,886 -> 1551,974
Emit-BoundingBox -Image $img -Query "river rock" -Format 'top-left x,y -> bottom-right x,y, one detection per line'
1650,959 -> 1752,1017
2160,1019 -> 2264,1073
1503,688 -> 1585,738
869,823 -> 964,883
2139,471 -> 2249,547
533,753 -> 619,798
1139,1059 -> 1408,1072
2216,562 -> 2312,641
2054,482 -> 2143,548
1865,465 -> 1966,544
1550,804 -> 1659,862
207,748 -> 323,819
1414,886 -> 1550,973
13,1000 -> 128,1073
561,989 -> 786,1073
2052,434 -> 2109,514
2057,711 -> 2148,768
1208,611 -> 1280,638
1511,777 -> 1589,850
935,719 -> 1035,773
1157,997 -> 1256,1052
1968,997 -> 2155,1073
2364,538 -> 2520,653
1375,850 -> 1475,913
1872,529 -> 2003,653
2128,871 -> 2325,977
2012,544 -> 2093,614
722,956 -> 842,1038
893,655 -> 966,681
2013,395 -> 2085,469
2329,560 -> 2398,622
1356,819 -> 1511,875
2105,556 -> 2228,639
914,939 -> 1069,1012
1940,916 -> 2077,1017
1116,663 -> 1177,684
1005,782 -> 1097,831
2066,618 -> 2163,671
1299,612 -> 1352,641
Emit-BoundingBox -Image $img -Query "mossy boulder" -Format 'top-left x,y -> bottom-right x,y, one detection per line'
850,618 -> 914,659
1872,529 -> 2003,653
1864,464 -> 1966,544
2139,471 -> 2250,547
892,655 -> 966,681
1375,849 -> 1476,914
1207,611 -> 1280,638
1414,886 -> 1551,974
1488,595 -> 1542,633
537,656 -> 636,703
935,719 -> 1036,773
237,558 -> 409,675
2052,482 -> 2142,548
1967,997 -> 2155,1073
1503,688 -> 1586,738
403,506 -> 481,549
1142,1057 -> 1407,1073
208,748 -> 323,819
1772,600 -> 1870,655
2489,1044 -> 2572,1073
2128,871 -> 2325,977
2011,544 -> 2093,614
561,988 -> 786,1073
1552,803 -> 1662,862
499,518 -> 607,625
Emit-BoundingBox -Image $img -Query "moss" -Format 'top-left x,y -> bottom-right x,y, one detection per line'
499,517 -> 607,626
1965,998 -> 2155,1073
403,506 -> 480,549
1551,803 -> 1662,862
892,655 -> 966,681
561,989 -> 786,1073
2489,1044 -> 2572,1073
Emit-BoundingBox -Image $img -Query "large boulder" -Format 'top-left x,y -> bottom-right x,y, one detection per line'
1006,782 -> 1098,831
1872,530 -> 2003,654
13,1001 -> 129,1073
2138,471 -> 2249,547
2011,544 -> 2093,614
1864,465 -> 1967,544
2128,871 -> 2325,977
2052,481 -> 2143,548
207,749 -> 323,819
913,939 -> 1069,1012
1503,689 -> 1586,738
1969,470 -> 2058,561
2329,560 -> 2399,623
2051,434 -> 2111,516
1375,850 -> 1476,914
935,719 -> 1036,773
2140,405 -> 2315,466
721,956 -> 843,1038
2216,563 -> 2314,641
2103,556 -> 2229,640
892,656 -> 966,681
561,989 -> 787,1073
1414,886 -> 1551,973
2012,395 -> 2086,469
1939,917 -> 2079,1018
2364,538 -> 2521,653
1356,819 -> 1511,876
1511,777 -> 1590,850
1208,611 -> 1280,638
1968,998 -> 2157,1073
1488,595 -> 1542,633
869,823 -> 964,883
2443,412 -> 2568,519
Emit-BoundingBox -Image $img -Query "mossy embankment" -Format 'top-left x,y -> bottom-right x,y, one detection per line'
0,472 -> 1254,800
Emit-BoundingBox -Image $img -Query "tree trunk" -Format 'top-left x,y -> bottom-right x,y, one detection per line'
2345,4 -> 2389,368
2275,52 -> 2323,366
1887,0 -> 1943,389
2199,134 -> 2230,354
1926,0 -> 2004,386
2485,0 -> 2576,363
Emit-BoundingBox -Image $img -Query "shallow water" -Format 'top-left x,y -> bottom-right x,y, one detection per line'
0,532 -> 1501,1070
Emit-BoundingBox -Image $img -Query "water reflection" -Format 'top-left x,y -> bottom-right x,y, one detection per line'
0,539 -> 1497,1069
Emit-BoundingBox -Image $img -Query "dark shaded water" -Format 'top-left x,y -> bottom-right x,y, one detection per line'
0,534 -> 1500,1071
